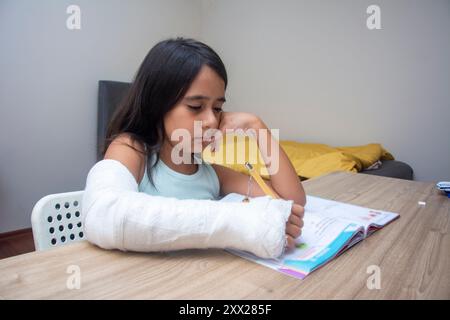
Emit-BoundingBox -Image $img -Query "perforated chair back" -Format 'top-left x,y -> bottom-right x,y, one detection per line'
31,191 -> 85,250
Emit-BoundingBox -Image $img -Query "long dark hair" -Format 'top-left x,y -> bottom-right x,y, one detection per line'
102,37 -> 227,187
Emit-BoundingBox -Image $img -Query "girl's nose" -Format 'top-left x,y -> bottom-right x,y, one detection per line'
201,108 -> 219,130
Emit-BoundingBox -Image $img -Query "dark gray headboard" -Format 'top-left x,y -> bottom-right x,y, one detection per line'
97,80 -> 131,161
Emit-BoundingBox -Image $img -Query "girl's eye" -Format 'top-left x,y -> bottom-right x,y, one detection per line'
187,105 -> 223,113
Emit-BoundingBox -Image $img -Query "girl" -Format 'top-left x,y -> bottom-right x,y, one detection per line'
83,38 -> 305,257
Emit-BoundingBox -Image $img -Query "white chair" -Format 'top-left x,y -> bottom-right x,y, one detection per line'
31,191 -> 85,250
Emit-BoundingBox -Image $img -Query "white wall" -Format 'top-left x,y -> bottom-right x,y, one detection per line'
1,0 -> 449,233
0,0 -> 201,233
200,0 -> 450,182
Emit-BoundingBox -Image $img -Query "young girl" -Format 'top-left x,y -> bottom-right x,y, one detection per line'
83,38 -> 306,258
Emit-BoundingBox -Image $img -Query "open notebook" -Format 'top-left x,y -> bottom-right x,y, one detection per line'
220,193 -> 399,280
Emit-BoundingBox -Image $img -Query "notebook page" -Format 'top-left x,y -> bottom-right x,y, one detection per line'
305,195 -> 399,237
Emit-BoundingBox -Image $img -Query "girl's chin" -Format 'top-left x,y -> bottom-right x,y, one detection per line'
191,140 -> 209,151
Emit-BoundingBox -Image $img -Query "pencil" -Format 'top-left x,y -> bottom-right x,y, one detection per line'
244,162 -> 279,199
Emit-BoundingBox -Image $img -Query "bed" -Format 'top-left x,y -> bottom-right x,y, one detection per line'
97,80 -> 414,180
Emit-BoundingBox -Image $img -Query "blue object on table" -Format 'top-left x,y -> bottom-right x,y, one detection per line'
436,181 -> 450,198
436,181 -> 450,190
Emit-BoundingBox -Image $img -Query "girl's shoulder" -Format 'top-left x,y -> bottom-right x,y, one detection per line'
103,133 -> 147,184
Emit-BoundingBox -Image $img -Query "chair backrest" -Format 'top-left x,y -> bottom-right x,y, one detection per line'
31,191 -> 85,251
97,80 -> 131,161
30,80 -> 132,250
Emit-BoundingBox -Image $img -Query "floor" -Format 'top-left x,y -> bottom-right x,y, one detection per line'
0,229 -> 35,260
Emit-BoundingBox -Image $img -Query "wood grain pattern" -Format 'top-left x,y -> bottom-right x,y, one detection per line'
0,171 -> 448,299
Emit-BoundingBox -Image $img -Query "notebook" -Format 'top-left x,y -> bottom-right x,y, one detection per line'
220,193 -> 399,280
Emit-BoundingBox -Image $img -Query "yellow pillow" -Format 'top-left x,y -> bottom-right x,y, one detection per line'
202,134 -> 269,178
202,136 -> 394,179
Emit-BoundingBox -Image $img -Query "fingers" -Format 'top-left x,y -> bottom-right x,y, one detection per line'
284,204 -> 305,251
218,112 -> 229,133
288,213 -> 303,227
291,203 -> 305,219
285,222 -> 302,239
285,235 -> 296,251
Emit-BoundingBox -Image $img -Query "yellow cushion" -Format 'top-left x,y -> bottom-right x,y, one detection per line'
202,134 -> 394,179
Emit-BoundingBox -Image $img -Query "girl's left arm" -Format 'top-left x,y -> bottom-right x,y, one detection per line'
252,118 -> 306,206
212,112 -> 306,206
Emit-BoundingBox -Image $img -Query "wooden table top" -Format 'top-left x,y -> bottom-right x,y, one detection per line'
1,171 -> 449,299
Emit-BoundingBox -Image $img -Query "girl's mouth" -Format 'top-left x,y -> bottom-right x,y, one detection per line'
193,138 -> 217,151
194,137 -> 213,143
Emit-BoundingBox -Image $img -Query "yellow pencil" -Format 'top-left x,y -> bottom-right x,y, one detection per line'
244,162 -> 279,199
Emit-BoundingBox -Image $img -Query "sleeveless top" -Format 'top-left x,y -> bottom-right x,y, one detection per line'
138,152 -> 221,200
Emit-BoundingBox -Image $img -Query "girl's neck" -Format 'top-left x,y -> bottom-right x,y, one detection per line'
159,140 -> 199,175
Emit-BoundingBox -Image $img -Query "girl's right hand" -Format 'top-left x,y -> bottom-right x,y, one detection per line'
285,203 -> 304,250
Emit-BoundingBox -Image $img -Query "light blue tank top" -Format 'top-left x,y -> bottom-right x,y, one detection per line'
138,152 -> 220,200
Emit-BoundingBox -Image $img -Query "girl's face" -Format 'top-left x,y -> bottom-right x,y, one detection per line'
163,65 -> 226,152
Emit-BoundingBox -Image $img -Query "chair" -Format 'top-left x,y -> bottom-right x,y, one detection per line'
97,80 -> 131,161
30,80 -> 130,250
31,191 -> 85,250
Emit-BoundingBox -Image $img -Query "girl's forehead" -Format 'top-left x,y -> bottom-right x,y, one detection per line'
187,66 -> 225,93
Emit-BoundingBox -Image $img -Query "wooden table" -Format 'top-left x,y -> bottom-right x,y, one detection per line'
1,172 -> 449,299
